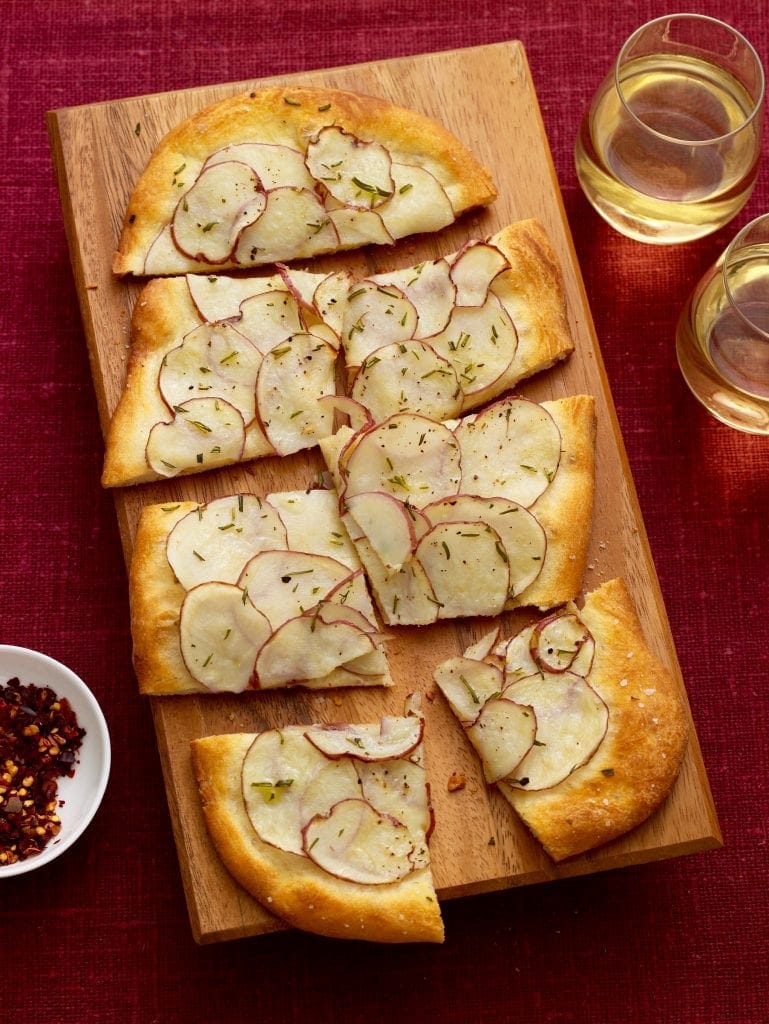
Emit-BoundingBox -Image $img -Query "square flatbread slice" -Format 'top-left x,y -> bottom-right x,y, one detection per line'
434,578 -> 689,861
344,220 -> 574,421
191,702 -> 444,943
319,394 -> 596,625
102,266 -> 347,487
130,488 -> 393,695
113,85 -> 496,276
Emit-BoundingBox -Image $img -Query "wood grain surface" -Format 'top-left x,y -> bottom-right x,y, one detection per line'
47,41 -> 721,944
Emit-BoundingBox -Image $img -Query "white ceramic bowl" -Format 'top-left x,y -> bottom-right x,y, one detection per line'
0,645 -> 111,877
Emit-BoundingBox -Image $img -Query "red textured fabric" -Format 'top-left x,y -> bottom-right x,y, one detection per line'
2,1 -> 768,1022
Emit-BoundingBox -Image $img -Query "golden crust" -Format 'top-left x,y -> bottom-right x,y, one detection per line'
114,85 -> 497,275
130,494 -> 393,695
500,578 -> 689,861
191,733 -> 444,943
510,394 -> 596,611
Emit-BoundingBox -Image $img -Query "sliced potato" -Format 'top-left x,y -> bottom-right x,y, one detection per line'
449,241 -> 508,306
433,656 -> 504,726
317,394 -> 374,433
531,612 -> 595,674
303,798 -> 419,884
234,186 -> 338,264
255,614 -> 375,688
498,623 -> 539,682
186,274 -> 283,324
356,544 -> 440,626
305,715 -> 422,762
379,163 -> 455,238
173,161 -> 265,263
205,142 -> 315,190
350,340 -> 462,423
377,257 -> 456,340
235,289 -> 304,353
306,126 -> 394,209
502,672 -> 609,790
466,697 -> 537,783
357,758 -> 430,837
328,206 -> 394,247
415,520 -> 510,618
145,397 -> 246,478
238,550 -> 352,629
179,581 -> 271,691
463,627 -> 500,662
159,323 -> 262,423
255,332 -> 336,455
454,396 -> 561,507
166,493 -> 287,589
342,414 -> 461,508
427,293 -> 517,398
342,282 -> 418,366
422,494 -> 546,597
345,491 -> 417,572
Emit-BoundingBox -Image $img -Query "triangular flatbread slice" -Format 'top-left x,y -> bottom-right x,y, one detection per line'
191,699 -> 444,943
130,489 -> 393,695
434,578 -> 688,861
319,394 -> 596,625
113,86 -> 496,276
344,220 -> 574,421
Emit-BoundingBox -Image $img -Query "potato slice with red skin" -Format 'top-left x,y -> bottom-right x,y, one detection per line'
172,161 -> 266,263
309,600 -> 381,637
317,394 -> 374,433
303,798 -> 420,884
422,494 -> 546,597
235,290 -> 304,353
357,546 -> 441,626
179,581 -> 271,692
242,729 -> 359,855
497,623 -> 538,682
255,331 -> 337,455
345,491 -> 418,571
502,672 -> 609,790
186,274 -> 276,324
357,758 -> 431,838
466,697 -> 537,783
415,520 -> 510,619
305,715 -> 423,762
379,163 -> 455,238
342,282 -> 418,366
159,322 -> 262,423
530,612 -> 595,674
377,257 -> 457,340
314,271 -> 354,337
254,614 -> 376,688
454,396 -> 561,507
427,292 -> 518,399
145,397 -> 245,478
167,494 -> 288,589
234,186 -> 338,265
463,627 -> 501,662
238,550 -> 352,630
204,142 -> 315,191
306,126 -> 394,209
342,414 -> 462,508
328,206 -> 394,247
433,656 -> 505,726
449,241 -> 509,306
351,340 -> 462,423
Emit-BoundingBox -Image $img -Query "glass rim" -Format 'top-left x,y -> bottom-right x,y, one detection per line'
614,13 -> 766,148
721,213 -> 769,342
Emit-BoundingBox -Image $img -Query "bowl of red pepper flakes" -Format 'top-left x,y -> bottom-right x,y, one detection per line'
0,645 -> 110,877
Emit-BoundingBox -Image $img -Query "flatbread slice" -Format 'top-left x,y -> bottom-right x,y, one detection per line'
434,578 -> 689,860
319,394 -> 596,625
344,220 -> 574,421
102,266 -> 347,487
113,85 -> 496,276
191,702 -> 444,943
130,489 -> 393,695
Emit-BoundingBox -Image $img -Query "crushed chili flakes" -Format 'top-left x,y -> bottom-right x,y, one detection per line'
0,677 -> 86,865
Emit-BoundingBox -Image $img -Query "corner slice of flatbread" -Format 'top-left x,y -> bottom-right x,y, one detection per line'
434,578 -> 689,861
102,266 -> 348,487
191,700 -> 444,943
343,219 -> 574,421
113,85 -> 496,276
130,488 -> 393,695
319,394 -> 596,625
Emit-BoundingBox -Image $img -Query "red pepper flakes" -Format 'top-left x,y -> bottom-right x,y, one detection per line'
0,677 -> 86,865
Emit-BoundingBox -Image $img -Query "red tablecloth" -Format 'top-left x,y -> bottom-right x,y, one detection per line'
2,1 -> 767,1021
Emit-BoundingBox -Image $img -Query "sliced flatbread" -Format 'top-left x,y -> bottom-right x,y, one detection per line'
113,85 -> 496,276
434,578 -> 688,861
319,394 -> 596,625
130,489 -> 392,695
344,220 -> 574,420
102,267 -> 347,487
191,703 -> 444,943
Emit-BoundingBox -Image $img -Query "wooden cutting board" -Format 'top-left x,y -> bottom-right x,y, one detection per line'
47,41 -> 721,944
